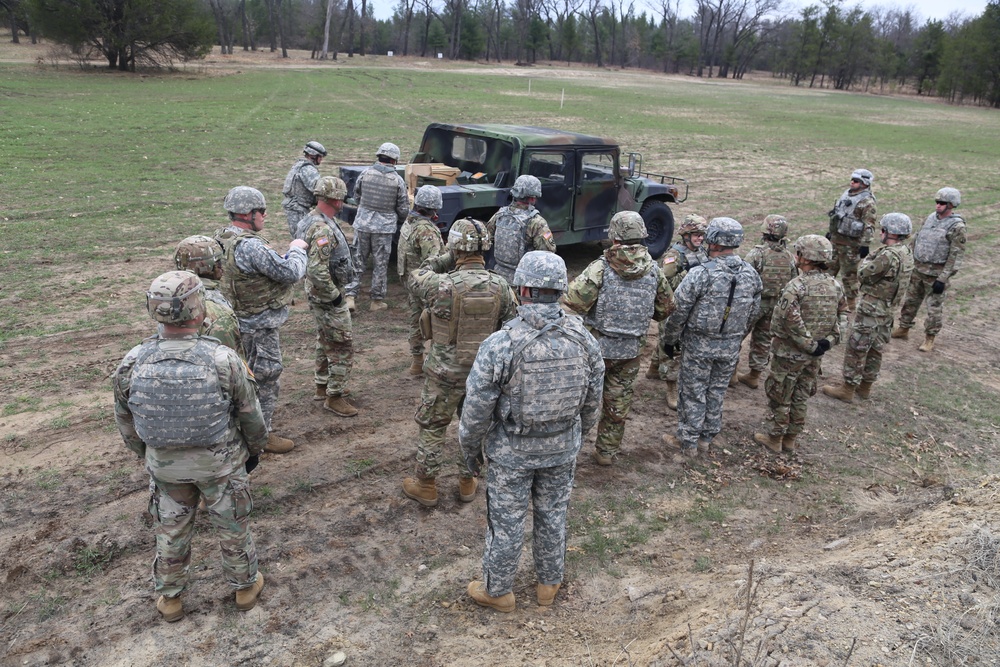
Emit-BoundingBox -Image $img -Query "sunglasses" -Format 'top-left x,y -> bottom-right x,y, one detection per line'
935,200 -> 949,206
850,178 -> 862,184
253,208 -> 267,215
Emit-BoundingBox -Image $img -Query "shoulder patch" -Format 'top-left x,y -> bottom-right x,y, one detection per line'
663,256 -> 676,264
542,230 -> 553,240
316,237 -> 330,247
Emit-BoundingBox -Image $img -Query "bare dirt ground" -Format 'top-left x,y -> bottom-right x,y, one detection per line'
3,43 -> 1000,667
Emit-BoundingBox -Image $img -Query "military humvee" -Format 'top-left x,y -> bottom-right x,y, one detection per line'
339,123 -> 688,258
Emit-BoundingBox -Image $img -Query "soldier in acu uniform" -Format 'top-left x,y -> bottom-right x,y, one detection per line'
113,271 -> 268,622
824,213 -> 914,403
661,218 -> 762,460
486,175 -> 556,284
754,235 -> 848,453
281,141 -> 326,239
892,187 -> 966,353
402,218 -> 518,508
461,251 -> 604,612
561,211 -> 673,466
173,235 -> 242,354
398,185 -> 446,375
827,169 -> 877,311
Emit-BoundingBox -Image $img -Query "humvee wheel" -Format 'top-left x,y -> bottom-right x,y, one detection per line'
640,201 -> 674,259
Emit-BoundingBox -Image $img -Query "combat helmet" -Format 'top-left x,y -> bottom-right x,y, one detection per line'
414,184 -> 443,210
513,251 -> 567,303
851,169 -> 873,188
705,217 -> 744,248
313,176 -> 348,201
448,218 -> 491,252
879,212 -> 912,237
146,271 -> 206,325
223,186 -> 266,215
608,211 -> 647,242
679,214 -> 708,236
761,214 -> 788,239
377,142 -> 401,161
510,175 -> 542,200
304,141 -> 327,158
174,235 -> 223,277
935,187 -> 961,208
793,234 -> 834,263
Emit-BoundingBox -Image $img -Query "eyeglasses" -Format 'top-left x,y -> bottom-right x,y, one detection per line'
253,208 -> 267,215
935,200 -> 949,206
850,178 -> 862,184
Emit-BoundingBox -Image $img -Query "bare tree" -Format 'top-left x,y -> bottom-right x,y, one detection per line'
652,0 -> 682,72
397,0 -> 418,55
585,0 -> 604,67
321,0 -> 343,59
360,0 -> 367,55
443,0 -> 463,58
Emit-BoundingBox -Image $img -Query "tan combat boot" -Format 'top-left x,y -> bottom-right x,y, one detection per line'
235,573 -> 265,611
409,354 -> 424,376
314,383 -> 327,401
467,581 -> 515,612
738,369 -> 761,389
402,475 -> 438,507
324,396 -> 358,417
856,380 -> 874,400
345,295 -> 356,313
664,381 -> 678,411
728,370 -> 739,388
264,433 -> 294,453
891,326 -> 909,339
822,383 -> 855,403
645,358 -> 659,380
593,450 -> 613,466
156,595 -> 184,622
369,300 -> 388,312
918,335 -> 936,352
781,433 -> 797,452
754,432 -> 782,453
458,477 -> 478,502
537,583 -> 561,606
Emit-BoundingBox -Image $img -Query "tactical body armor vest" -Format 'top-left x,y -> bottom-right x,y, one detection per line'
128,337 -> 231,449
493,207 -> 536,280
204,288 -> 232,309
219,230 -> 294,318
756,243 -> 797,300
784,272 -> 841,344
687,259 -> 758,337
358,164 -> 402,213
833,190 -> 875,238
282,158 -> 316,210
913,213 -> 963,265
397,215 -> 437,277
430,270 -> 506,366
861,245 -> 913,307
585,258 -> 658,360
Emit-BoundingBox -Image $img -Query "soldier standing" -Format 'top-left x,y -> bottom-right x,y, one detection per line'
824,214 -> 914,403
735,215 -> 798,389
398,185 -> 446,375
645,214 -> 709,411
561,212 -> 673,466
173,235 -> 242,354
892,188 -> 966,353
754,235 -> 848,453
827,169 -> 877,311
660,218 -> 762,460
461,252 -> 604,612
301,176 -> 359,418
349,142 -> 409,312
402,219 -> 518,507
281,141 -> 326,239
217,186 -> 308,454
113,271 -> 268,622
487,175 -> 556,284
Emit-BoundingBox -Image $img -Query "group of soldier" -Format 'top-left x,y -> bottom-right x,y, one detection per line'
112,142 -> 966,621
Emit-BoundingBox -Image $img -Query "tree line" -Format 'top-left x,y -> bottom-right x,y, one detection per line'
9,0 -> 1000,107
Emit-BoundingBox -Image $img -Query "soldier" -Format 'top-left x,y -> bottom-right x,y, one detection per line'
461,251 -> 604,612
754,235 -> 848,453
349,142 -> 409,312
217,186 -> 308,454
281,141 -> 327,239
660,218 -> 762,460
173,235 -> 241,353
398,185 -> 446,375
113,271 -> 268,622
486,174 -> 556,284
401,218 -> 518,508
561,211 -> 673,466
645,214 -> 709,412
735,215 -> 798,389
892,188 -> 966,353
827,169 -> 877,310
301,176 -> 358,417
824,214 -> 914,403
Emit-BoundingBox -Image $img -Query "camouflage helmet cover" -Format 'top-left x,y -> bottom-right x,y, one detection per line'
223,186 -> 266,215
448,218 -> 491,252
414,184 -> 443,210
705,217 -> 744,247
304,140 -> 327,157
146,271 -> 206,325
679,214 -> 708,236
513,250 -> 568,291
174,235 -> 222,276
313,175 -> 348,201
851,169 -> 874,187
510,175 -> 542,199
377,142 -> 401,161
879,212 -> 912,236
793,234 -> 834,263
761,214 -> 789,239
608,211 -> 647,242
935,187 -> 961,207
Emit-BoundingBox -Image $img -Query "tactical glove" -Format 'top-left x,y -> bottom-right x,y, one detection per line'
662,342 -> 676,359
825,232 -> 832,241
932,280 -> 946,294
811,339 -> 831,356
245,455 -> 260,474
858,246 -> 869,258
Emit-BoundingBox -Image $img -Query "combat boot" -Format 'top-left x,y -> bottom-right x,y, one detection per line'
738,369 -> 761,389
402,475 -> 438,507
846,296 -> 857,312
645,359 -> 659,380
593,450 -> 614,466
369,300 -> 388,312
314,383 -> 327,400
781,433 -> 798,452
696,438 -> 712,454
822,383 -> 855,403
664,381 -> 678,411
345,296 -> 356,313
537,583 -> 561,606
856,380 -> 874,400
235,573 -> 265,611
918,335 -> 935,353
754,432 -> 782,453
891,326 -> 909,339
728,369 -> 739,388
409,354 -> 424,376
458,476 -> 478,502
156,595 -> 184,622
264,433 -> 294,454
324,396 -> 358,417
467,581 -> 515,613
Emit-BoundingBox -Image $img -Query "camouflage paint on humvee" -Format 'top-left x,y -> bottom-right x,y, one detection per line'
338,123 -> 688,258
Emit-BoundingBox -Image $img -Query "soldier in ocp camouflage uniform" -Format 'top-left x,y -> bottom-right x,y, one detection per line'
661,218 -> 762,460
735,215 -> 798,389
754,235 -> 848,453
282,141 -> 326,239
113,271 -> 268,622
486,175 -> 556,284
398,185 -> 446,375
173,235 -> 242,354
402,219 -> 518,508
561,212 -> 673,466
827,169 -> 877,309
461,252 -> 604,612
892,187 -> 966,353
824,214 -> 914,403
302,176 -> 359,418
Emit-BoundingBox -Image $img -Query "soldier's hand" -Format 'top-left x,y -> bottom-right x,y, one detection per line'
245,455 -> 260,474
289,239 -> 309,252
662,342 -> 676,359
932,280 -> 946,294
824,232 -> 832,241
811,339 -> 831,356
858,245 -> 869,258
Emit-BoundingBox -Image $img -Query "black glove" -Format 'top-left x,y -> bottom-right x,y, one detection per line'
332,293 -> 344,307
662,342 -> 676,359
932,280 -> 946,294
245,455 -> 259,474
811,339 -> 831,357
824,232 -> 832,241
858,246 -> 869,258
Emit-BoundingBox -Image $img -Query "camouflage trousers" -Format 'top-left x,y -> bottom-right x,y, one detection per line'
310,302 -> 353,397
283,205 -> 308,240
148,469 -> 257,598
482,459 -> 576,597
763,355 -> 820,437
744,303 -> 776,372
842,312 -> 890,386
595,356 -> 641,456
405,285 -> 425,357
352,231 -> 393,301
652,320 -> 681,381
675,349 -> 739,450
898,270 -> 947,335
829,241 -> 862,301
414,375 -> 474,478
242,327 -> 282,430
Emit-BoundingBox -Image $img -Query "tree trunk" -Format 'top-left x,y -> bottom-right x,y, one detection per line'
321,0 -> 335,59
360,0 -> 367,55
278,0 -> 288,58
346,0 -> 355,57
266,0 -> 277,51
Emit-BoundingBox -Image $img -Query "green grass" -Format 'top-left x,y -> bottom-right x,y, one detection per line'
569,491 -> 668,570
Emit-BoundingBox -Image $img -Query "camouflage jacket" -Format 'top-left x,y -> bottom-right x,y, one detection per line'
303,211 -> 354,305
113,334 -> 268,483
459,302 -> 605,471
398,211 -> 444,284
661,242 -> 708,292
857,243 -> 913,317
770,269 -> 848,360
911,211 -> 966,280
742,238 -> 798,306
354,163 -> 409,234
829,188 -> 877,246
200,297 -> 242,354
281,158 -> 321,213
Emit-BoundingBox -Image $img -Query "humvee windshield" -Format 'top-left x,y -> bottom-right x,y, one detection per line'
413,127 -> 515,186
